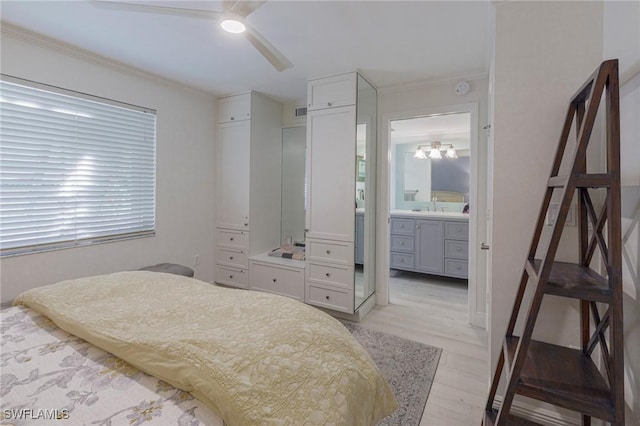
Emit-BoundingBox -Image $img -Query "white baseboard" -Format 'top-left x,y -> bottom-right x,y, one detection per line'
471,311 -> 486,328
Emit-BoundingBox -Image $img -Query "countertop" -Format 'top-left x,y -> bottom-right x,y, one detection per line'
250,252 -> 306,269
390,209 -> 469,220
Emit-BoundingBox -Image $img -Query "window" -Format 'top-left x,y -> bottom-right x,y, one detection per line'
0,76 -> 156,256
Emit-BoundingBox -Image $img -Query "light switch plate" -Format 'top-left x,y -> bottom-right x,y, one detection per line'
547,203 -> 577,227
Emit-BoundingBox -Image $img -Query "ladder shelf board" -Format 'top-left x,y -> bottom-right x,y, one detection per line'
504,336 -> 614,421
484,409 -> 543,426
547,174 -> 612,189
531,259 -> 613,302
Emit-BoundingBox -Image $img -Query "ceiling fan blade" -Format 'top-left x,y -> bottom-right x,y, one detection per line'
244,25 -> 293,72
227,1 -> 267,18
93,1 -> 221,20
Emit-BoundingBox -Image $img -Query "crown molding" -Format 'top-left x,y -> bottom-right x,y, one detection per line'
378,70 -> 489,95
0,21 -> 217,99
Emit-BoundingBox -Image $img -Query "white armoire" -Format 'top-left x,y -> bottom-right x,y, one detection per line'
305,72 -> 377,314
215,92 -> 282,288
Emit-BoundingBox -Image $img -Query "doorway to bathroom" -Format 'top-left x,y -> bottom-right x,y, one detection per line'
379,103 -> 487,328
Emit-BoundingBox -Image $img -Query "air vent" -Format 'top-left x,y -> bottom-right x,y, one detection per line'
294,106 -> 307,117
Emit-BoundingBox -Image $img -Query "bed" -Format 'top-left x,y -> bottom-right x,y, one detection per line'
1,271 -> 397,425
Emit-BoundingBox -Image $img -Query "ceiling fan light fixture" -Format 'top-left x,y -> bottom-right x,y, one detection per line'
221,19 -> 246,34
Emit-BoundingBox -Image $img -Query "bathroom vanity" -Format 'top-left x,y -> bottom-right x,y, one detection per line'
389,210 -> 469,279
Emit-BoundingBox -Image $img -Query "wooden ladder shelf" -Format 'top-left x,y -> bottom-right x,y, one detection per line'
483,59 -> 624,425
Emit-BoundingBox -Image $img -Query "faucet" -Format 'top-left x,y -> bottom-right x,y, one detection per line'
431,196 -> 438,212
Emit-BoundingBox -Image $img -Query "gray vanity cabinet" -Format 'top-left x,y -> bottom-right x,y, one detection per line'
389,214 -> 468,279
355,213 -> 364,265
415,219 -> 445,274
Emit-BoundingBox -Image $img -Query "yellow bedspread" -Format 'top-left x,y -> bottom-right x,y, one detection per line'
14,271 -> 397,425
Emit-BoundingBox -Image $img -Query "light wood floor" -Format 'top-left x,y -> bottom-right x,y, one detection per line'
360,270 -> 489,425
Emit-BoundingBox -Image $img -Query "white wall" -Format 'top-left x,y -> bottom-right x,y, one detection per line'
0,30 -> 217,303
377,75 -> 489,326
604,1 -> 640,423
492,1 -> 638,423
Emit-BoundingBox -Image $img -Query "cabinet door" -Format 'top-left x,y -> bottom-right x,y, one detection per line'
307,73 -> 356,111
218,121 -> 250,230
306,106 -> 356,241
415,219 -> 444,274
218,93 -> 251,123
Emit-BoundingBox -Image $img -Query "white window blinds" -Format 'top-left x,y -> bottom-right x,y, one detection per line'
0,77 -> 156,256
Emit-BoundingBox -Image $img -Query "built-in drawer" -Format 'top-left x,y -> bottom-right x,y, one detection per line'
445,240 -> 469,260
390,218 -> 415,236
306,285 -> 353,313
390,235 -> 414,253
215,265 -> 249,289
250,262 -> 304,301
217,228 -> 249,249
445,258 -> 468,279
306,262 -> 353,289
444,221 -> 469,241
390,252 -> 414,270
307,239 -> 353,265
217,247 -> 248,268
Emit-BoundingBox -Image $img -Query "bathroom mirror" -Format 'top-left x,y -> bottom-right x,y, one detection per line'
355,74 -> 377,308
281,126 -> 306,244
391,112 -> 471,211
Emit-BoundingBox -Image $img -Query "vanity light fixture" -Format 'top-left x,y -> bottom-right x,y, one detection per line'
428,146 -> 442,159
445,144 -> 458,159
415,141 -> 457,160
221,18 -> 246,34
428,141 -> 443,159
413,146 -> 427,159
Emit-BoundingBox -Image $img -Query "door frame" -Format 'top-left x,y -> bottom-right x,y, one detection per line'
376,102 -> 486,328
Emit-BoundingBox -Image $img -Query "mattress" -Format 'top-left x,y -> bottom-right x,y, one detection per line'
8,271 -> 397,425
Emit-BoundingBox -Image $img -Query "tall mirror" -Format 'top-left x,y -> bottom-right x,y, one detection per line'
355,75 -> 377,308
281,126 -> 306,244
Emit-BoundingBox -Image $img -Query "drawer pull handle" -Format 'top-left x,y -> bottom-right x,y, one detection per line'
400,241 -> 404,245
457,227 -> 462,232
326,250 -> 331,255
273,278 -> 277,283
325,295 -> 330,300
230,116 -> 235,121
400,224 -> 404,228
327,102 -> 333,106
457,247 -> 462,251
325,273 -> 330,277
400,258 -> 404,263
456,266 -> 462,270
230,256 -> 234,260
230,237 -> 234,241
229,275 -> 234,279
244,223 -> 249,227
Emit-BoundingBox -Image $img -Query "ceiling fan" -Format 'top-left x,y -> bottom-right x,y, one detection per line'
94,0 -> 293,72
